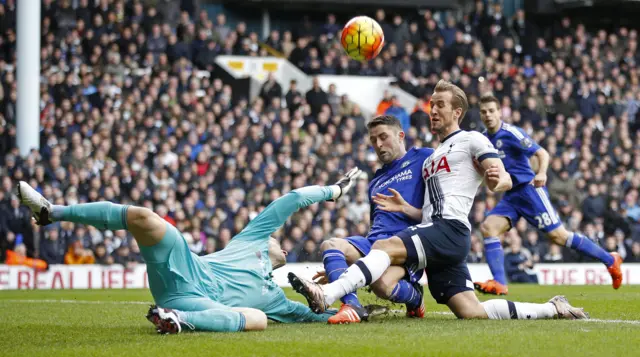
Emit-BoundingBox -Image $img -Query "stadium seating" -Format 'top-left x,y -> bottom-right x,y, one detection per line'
0,0 -> 639,267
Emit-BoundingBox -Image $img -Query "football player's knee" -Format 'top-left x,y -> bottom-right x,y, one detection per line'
371,237 -> 405,263
453,305 -> 487,320
320,238 -> 344,253
242,310 -> 268,331
128,207 -> 161,231
480,220 -> 500,238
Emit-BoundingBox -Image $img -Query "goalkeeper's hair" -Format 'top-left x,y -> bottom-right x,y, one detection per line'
367,115 -> 403,132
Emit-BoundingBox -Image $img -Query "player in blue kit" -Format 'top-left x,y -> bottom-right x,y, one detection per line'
474,95 -> 623,295
318,115 -> 433,324
16,170 -> 362,334
290,80 -> 590,322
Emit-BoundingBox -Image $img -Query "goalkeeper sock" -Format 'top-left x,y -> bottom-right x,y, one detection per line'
51,202 -> 129,231
322,249 -> 362,307
176,309 -> 245,332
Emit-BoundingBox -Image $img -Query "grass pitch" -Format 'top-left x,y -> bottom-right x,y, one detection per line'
1,285 -> 639,357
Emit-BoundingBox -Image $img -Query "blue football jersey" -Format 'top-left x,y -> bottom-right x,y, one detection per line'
368,147 -> 433,238
484,123 -> 541,189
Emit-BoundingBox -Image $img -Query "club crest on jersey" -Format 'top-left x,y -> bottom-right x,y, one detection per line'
423,156 -> 451,179
401,161 -> 410,168
496,140 -> 503,149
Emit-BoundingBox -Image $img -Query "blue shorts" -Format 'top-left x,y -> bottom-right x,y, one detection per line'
346,234 -> 423,284
396,219 -> 473,304
488,185 -> 562,233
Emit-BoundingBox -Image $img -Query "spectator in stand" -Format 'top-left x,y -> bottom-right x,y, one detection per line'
40,227 -> 66,265
5,243 -> 47,270
65,239 -> 95,265
384,96 -> 410,132
504,232 -> 539,284
1,2 -> 639,265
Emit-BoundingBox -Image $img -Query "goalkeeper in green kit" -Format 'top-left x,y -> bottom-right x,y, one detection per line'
17,168 -> 364,333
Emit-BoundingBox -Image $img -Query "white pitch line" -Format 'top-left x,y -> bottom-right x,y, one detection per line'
583,319 -> 640,325
3,301 -> 640,325
388,310 -> 453,316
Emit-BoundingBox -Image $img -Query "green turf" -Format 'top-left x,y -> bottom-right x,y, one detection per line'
1,286 -> 638,357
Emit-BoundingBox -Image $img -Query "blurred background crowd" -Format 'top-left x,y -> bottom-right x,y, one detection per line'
1,0 -> 640,273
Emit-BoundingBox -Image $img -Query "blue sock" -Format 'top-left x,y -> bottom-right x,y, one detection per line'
388,280 -> 422,309
323,249 -> 361,307
484,237 -> 507,285
566,232 -> 614,266
51,202 -> 129,231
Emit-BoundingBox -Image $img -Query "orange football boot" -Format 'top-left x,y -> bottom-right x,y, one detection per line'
328,304 -> 368,324
474,279 -> 509,295
406,299 -> 426,318
608,252 -> 623,289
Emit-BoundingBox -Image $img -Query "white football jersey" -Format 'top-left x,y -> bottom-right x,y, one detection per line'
420,130 -> 499,230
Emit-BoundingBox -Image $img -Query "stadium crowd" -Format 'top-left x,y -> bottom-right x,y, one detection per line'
1,0 -> 640,269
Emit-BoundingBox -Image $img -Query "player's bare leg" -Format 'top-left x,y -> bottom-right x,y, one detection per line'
447,290 -> 589,320
475,215 -> 510,295
370,266 -> 425,318
289,237 -> 407,313
546,226 -> 622,289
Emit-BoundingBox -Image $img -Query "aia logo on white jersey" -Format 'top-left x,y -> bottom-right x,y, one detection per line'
423,156 -> 451,179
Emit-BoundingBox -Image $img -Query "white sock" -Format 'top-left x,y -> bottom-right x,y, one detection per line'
482,300 -> 557,320
323,249 -> 391,306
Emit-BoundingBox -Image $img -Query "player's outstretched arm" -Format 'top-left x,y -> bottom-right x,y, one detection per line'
231,308 -> 268,331
481,157 -> 513,193
372,188 -> 422,221
531,147 -> 550,187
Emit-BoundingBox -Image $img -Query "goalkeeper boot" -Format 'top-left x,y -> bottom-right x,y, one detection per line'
146,305 -> 194,334
17,181 -> 53,226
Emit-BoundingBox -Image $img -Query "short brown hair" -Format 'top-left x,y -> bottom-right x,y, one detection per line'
367,115 -> 403,131
434,79 -> 469,123
479,94 -> 500,107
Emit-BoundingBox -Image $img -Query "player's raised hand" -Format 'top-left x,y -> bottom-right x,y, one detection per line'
372,188 -> 408,213
312,270 -> 328,285
533,172 -> 547,187
330,167 -> 363,201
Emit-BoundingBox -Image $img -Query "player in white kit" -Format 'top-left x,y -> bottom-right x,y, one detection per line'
289,80 -> 589,321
